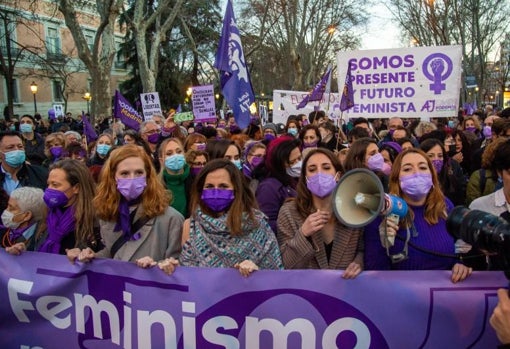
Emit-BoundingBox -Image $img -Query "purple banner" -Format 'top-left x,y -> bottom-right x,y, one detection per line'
81,111 -> 98,142
113,90 -> 144,131
297,67 -> 332,109
214,0 -> 255,129
0,251 -> 504,348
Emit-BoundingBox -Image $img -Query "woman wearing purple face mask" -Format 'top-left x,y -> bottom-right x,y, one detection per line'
180,159 -> 283,276
43,132 -> 66,166
29,159 -> 102,256
277,149 -> 364,278
419,138 -> 466,206
242,142 -> 266,177
184,133 -> 208,153
65,145 -> 183,276
344,137 -> 389,192
364,148 -> 472,284
185,149 -> 209,180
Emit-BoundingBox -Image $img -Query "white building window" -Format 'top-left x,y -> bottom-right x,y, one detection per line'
46,27 -> 61,55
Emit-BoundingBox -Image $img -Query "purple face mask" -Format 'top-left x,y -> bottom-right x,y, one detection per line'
43,188 -> 69,208
147,132 -> 160,144
250,156 -> 264,168
367,153 -> 385,172
190,167 -> 202,177
117,176 -> 147,201
431,159 -> 443,174
50,146 -> 64,159
303,141 -> 318,149
465,126 -> 476,133
306,173 -> 337,198
195,143 -> 206,151
400,173 -> 433,201
201,188 -> 235,213
264,134 -> 276,142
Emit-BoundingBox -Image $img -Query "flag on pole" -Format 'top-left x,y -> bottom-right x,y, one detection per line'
113,90 -> 144,131
340,63 -> 355,111
81,111 -> 98,142
297,66 -> 332,109
214,0 -> 255,129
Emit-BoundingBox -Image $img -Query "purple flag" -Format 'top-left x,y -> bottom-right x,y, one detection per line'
214,0 -> 255,129
297,66 -> 332,109
340,62 -> 355,111
113,90 -> 143,131
81,112 -> 97,142
176,104 -> 182,113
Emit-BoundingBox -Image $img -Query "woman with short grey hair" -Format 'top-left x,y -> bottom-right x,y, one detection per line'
2,186 -> 45,250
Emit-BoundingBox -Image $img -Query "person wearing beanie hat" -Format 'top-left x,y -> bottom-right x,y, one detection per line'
263,123 -> 277,136
263,123 -> 277,141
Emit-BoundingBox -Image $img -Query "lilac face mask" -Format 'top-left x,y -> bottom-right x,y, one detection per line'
43,188 -> 69,208
117,176 -> 147,201
431,159 -> 443,174
381,162 -> 392,176
306,173 -> 337,198
367,153 -> 385,172
482,126 -> 492,138
400,173 -> 433,201
201,188 -> 234,213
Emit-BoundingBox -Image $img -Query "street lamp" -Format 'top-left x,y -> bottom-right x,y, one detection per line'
83,92 -> 92,114
30,82 -> 38,114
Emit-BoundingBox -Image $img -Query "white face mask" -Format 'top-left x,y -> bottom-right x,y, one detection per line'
1,210 -> 24,229
286,160 -> 302,178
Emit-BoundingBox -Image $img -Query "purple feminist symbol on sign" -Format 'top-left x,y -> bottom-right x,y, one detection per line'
422,53 -> 453,95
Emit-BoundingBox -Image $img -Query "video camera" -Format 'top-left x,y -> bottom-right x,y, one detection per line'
446,206 -> 510,273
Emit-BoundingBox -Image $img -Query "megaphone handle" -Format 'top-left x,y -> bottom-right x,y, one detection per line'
386,214 -> 400,246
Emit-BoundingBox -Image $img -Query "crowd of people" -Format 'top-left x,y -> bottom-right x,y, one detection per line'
3,105 -> 510,340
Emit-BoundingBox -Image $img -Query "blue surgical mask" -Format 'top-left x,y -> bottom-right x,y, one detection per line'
165,154 -> 186,171
20,124 -> 33,133
232,159 -> 242,170
2,150 -> 26,167
288,128 -> 298,136
96,144 -> 111,156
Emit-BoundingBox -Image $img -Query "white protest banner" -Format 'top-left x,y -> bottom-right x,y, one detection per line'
191,84 -> 216,123
53,104 -> 64,118
140,92 -> 163,121
336,45 -> 462,120
272,90 -> 343,125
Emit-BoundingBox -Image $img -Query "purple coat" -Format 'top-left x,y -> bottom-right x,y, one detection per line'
255,177 -> 297,234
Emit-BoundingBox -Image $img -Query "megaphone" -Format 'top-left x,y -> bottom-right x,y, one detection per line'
332,168 -> 408,232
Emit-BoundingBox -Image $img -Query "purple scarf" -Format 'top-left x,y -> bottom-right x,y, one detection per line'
9,223 -> 35,242
114,198 -> 142,241
38,206 -> 76,254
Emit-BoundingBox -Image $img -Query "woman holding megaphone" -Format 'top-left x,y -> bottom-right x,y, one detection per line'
364,148 -> 472,283
276,148 -> 363,278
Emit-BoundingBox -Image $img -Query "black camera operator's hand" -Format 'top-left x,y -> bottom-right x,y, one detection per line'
490,288 -> 510,345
